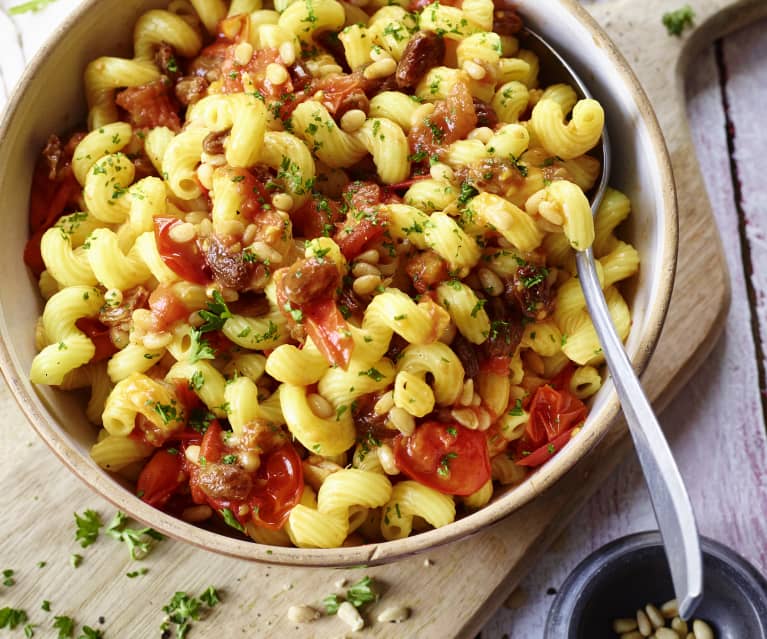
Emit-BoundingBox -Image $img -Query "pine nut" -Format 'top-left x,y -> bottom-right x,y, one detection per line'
671,617 -> 688,635
620,633 -> 643,639
181,505 -> 213,523
377,444 -> 399,474
353,274 -> 382,296
477,407 -> 492,430
185,210 -> 207,225
356,248 -> 380,264
308,393 -> 334,418
203,152 -> 226,167
429,162 -> 455,183
287,605 -> 320,623
185,445 -> 201,465
239,451 -> 260,473
463,60 -> 486,80
661,599 -> 679,619
340,108 -> 367,133
467,126 -> 494,144
266,62 -> 288,85
646,604 -> 664,629
374,390 -> 394,415
168,221 -> 197,243
388,406 -> 415,435
363,58 -> 396,80
538,200 -> 565,225
377,605 -> 410,623
478,267 -> 504,296
234,41 -> 253,66
459,379 -> 474,406
352,262 -> 381,277
692,620 -> 714,639
242,223 -> 257,246
636,609 -> 652,636
272,192 -> 294,211
279,41 -> 296,66
196,161 -> 213,188
452,407 -> 479,429
686,634 -> 695,639
613,619 -> 638,633
655,629 -> 679,639
337,601 -> 364,631
220,287 -> 238,302
104,288 -> 123,307
237,503 -> 250,517
249,240 -> 283,264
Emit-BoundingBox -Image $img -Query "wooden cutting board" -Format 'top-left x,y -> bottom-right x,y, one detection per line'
2,0 -> 764,637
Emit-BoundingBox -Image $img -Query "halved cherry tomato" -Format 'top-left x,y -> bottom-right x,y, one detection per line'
154,217 -> 209,285
250,444 -> 304,529
303,299 -> 355,370
334,218 -> 387,260
525,384 -> 587,447
137,448 -> 186,508
199,420 -> 224,464
516,427 -> 577,468
292,193 -> 344,239
393,421 -> 491,496
75,317 -> 118,363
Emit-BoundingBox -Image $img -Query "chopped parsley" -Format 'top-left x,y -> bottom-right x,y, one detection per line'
74,510 -> 102,548
52,616 -> 74,638
662,5 -> 695,35
446,426 -> 457,436
222,454 -> 238,465
78,626 -> 103,639
520,267 -> 549,288
166,56 -> 178,73
358,368 -> 384,382
2,569 -> 14,587
0,607 -> 28,630
508,398 -> 524,416
323,594 -> 340,615
41,601 -> 51,612
154,402 -> 179,425
160,589 -> 221,639
189,330 -> 215,363
70,554 -> 82,568
283,302 -> 304,323
220,508 -> 244,532
323,577 -> 377,615
436,452 -> 458,478
189,370 -> 205,391
200,587 -> 220,608
457,182 -> 478,206
126,568 -> 149,578
470,299 -> 486,318
189,407 -> 215,434
197,291 -> 232,333
105,511 -> 164,560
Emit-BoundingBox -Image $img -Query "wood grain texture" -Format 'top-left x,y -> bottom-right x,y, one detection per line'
0,1 -> 759,638
483,15 -> 767,639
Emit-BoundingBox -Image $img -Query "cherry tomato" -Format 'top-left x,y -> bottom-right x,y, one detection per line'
291,193 -> 344,239
250,444 -> 304,529
199,420 -> 224,464
75,317 -> 118,363
115,79 -> 181,131
303,299 -> 355,370
525,384 -> 587,447
154,217 -> 209,285
515,428 -> 578,468
393,421 -> 491,496
334,218 -> 387,260
137,449 -> 186,508
148,285 -> 190,332
315,74 -> 368,116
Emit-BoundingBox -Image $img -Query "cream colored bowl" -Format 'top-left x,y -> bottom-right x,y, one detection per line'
0,0 -> 676,566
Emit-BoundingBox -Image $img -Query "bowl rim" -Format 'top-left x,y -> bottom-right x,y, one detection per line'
0,0 -> 678,566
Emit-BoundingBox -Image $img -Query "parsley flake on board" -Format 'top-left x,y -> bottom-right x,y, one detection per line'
78,626 -> 103,639
662,5 -> 695,36
75,509 -> 105,548
323,594 -> 340,615
2,569 -> 14,587
160,587 -> 220,639
0,607 -> 27,629
52,615 -> 74,638
106,511 -> 164,560
323,576 -> 378,615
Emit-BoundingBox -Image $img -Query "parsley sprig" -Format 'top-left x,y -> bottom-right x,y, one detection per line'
74,510 -> 102,548
662,5 -> 695,36
160,587 -> 220,639
105,512 -> 164,560
323,576 -> 378,615
190,292 -> 232,362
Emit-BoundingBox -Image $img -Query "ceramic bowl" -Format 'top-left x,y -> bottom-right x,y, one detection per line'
0,0 -> 677,565
545,531 -> 767,638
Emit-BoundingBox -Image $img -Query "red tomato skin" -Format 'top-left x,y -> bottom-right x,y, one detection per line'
137,449 -> 187,508
393,422 -> 491,496
199,420 -> 224,464
334,218 -> 386,260
480,355 -> 511,377
249,444 -> 304,529
303,299 -> 355,370
75,317 -> 118,362
153,217 -> 210,285
515,428 -> 576,468
525,384 -> 587,447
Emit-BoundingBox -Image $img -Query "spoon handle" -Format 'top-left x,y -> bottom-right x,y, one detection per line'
575,247 -> 703,619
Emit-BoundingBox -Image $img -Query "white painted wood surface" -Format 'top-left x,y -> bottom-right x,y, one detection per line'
0,1 -> 765,637
482,14 -> 767,639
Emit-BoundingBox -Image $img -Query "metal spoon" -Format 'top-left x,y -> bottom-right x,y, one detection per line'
523,28 -> 703,619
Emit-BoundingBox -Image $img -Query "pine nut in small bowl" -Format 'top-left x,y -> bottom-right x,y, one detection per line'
545,531 -> 767,639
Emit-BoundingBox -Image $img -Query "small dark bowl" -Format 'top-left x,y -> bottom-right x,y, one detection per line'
546,531 -> 767,639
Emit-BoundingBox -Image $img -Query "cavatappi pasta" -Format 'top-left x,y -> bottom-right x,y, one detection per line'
25,0 -> 639,548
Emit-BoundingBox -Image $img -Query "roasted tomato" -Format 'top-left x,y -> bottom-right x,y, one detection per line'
249,444 -> 304,529
153,217 -> 210,285
137,449 -> 187,508
75,317 -> 118,363
393,421 -> 491,496
516,428 -> 578,468
303,299 -> 355,370
525,384 -> 587,447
